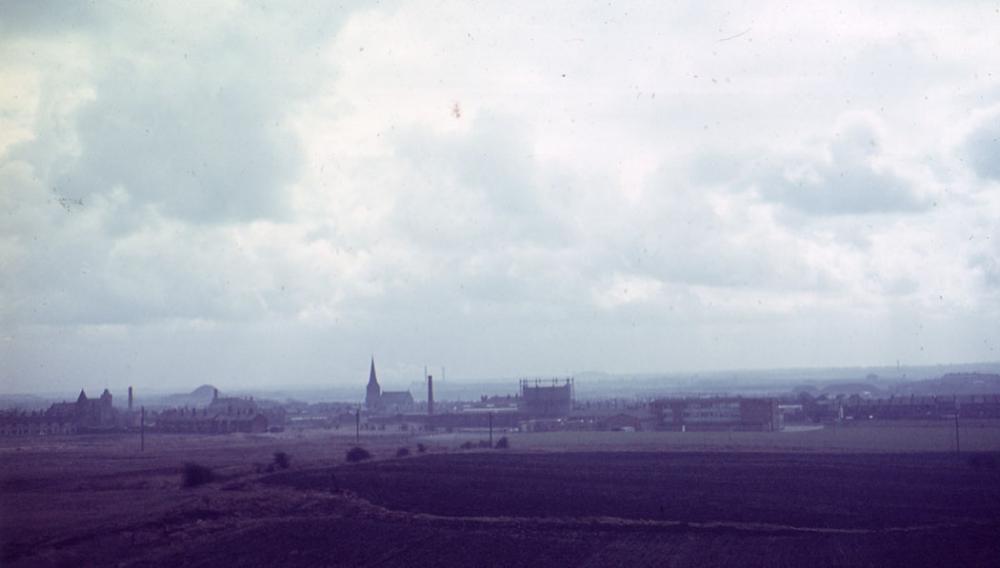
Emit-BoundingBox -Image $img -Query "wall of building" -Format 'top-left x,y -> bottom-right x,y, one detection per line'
520,380 -> 573,417
651,397 -> 780,431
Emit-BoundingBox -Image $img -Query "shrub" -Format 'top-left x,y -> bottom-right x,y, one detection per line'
459,441 -> 475,450
346,446 -> 372,462
495,436 -> 509,449
182,462 -> 214,488
273,451 -> 291,470
968,454 -> 997,470
396,447 -> 410,458
417,443 -> 427,453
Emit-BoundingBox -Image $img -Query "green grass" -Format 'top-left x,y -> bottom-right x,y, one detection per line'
494,421 -> 1000,453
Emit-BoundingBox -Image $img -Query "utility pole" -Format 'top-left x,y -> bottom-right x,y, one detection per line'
140,406 -> 145,453
355,407 -> 361,444
489,412 -> 494,447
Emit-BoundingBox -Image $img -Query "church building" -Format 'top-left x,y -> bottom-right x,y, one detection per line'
365,357 -> 414,414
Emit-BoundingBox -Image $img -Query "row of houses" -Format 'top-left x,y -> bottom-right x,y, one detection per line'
153,389 -> 283,433
841,394 -> 1000,420
0,389 -> 130,436
1,387 -> 285,436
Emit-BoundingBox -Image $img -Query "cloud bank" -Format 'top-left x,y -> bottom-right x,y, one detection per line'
2,1 -> 999,393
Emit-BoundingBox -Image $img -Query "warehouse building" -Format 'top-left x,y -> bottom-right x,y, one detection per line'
650,397 -> 781,431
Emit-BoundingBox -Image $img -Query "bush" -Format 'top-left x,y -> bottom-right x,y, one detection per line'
417,443 -> 427,453
346,446 -> 372,462
182,462 -> 214,488
459,441 -> 475,450
495,436 -> 509,449
273,451 -> 291,470
968,454 -> 997,470
396,447 -> 410,458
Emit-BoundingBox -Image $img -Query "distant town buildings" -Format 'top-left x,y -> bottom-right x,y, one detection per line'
153,388 -> 282,433
0,386 -> 286,436
0,388 -> 129,435
5,370 -> 1000,437
840,394 -> 1000,421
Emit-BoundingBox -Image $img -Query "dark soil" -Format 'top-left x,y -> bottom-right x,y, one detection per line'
268,452 -> 1000,530
4,434 -> 1000,567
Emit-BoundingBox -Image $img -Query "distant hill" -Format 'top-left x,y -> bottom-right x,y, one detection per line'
893,373 -> 1000,396
159,384 -> 218,407
190,384 -> 217,398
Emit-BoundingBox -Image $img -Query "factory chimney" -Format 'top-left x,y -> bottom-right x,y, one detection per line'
427,374 -> 434,416
128,386 -> 133,411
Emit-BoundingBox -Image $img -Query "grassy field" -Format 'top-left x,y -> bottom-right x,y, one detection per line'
2,424 -> 1000,567
270,451 -> 1000,528
419,420 -> 1000,453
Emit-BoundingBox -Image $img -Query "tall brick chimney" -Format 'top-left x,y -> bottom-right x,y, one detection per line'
427,374 -> 434,416
128,386 -> 133,411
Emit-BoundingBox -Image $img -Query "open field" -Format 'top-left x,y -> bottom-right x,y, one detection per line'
273,452 -> 1000,530
425,420 -> 1000,453
2,425 -> 1000,567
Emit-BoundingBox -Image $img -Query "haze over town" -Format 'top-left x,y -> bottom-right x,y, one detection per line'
2,1 -> 999,394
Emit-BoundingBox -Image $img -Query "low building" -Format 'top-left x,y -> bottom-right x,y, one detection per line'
650,397 -> 781,431
0,412 -> 78,435
602,413 -> 642,431
842,394 -> 1000,420
0,388 -> 125,436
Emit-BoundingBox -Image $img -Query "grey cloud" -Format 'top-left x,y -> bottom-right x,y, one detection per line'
389,113 -> 570,248
0,2 -> 373,332
9,2 -> 367,226
753,118 -> 927,215
970,251 -> 1000,291
58,61 -> 299,224
964,108 -> 1000,182
0,0 -> 103,38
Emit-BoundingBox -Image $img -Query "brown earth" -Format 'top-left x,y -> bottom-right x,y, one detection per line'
2,430 -> 1000,567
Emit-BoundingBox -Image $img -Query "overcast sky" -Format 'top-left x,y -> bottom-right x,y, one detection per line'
2,1 -> 999,394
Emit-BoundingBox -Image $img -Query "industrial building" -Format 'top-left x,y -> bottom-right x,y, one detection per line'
519,378 -> 574,417
650,397 -> 781,431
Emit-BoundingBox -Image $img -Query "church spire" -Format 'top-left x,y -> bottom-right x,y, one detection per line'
368,356 -> 378,387
366,356 -> 381,410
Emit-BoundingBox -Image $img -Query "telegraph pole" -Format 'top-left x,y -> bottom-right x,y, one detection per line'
489,412 -> 494,447
355,407 -> 361,444
140,406 -> 145,453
